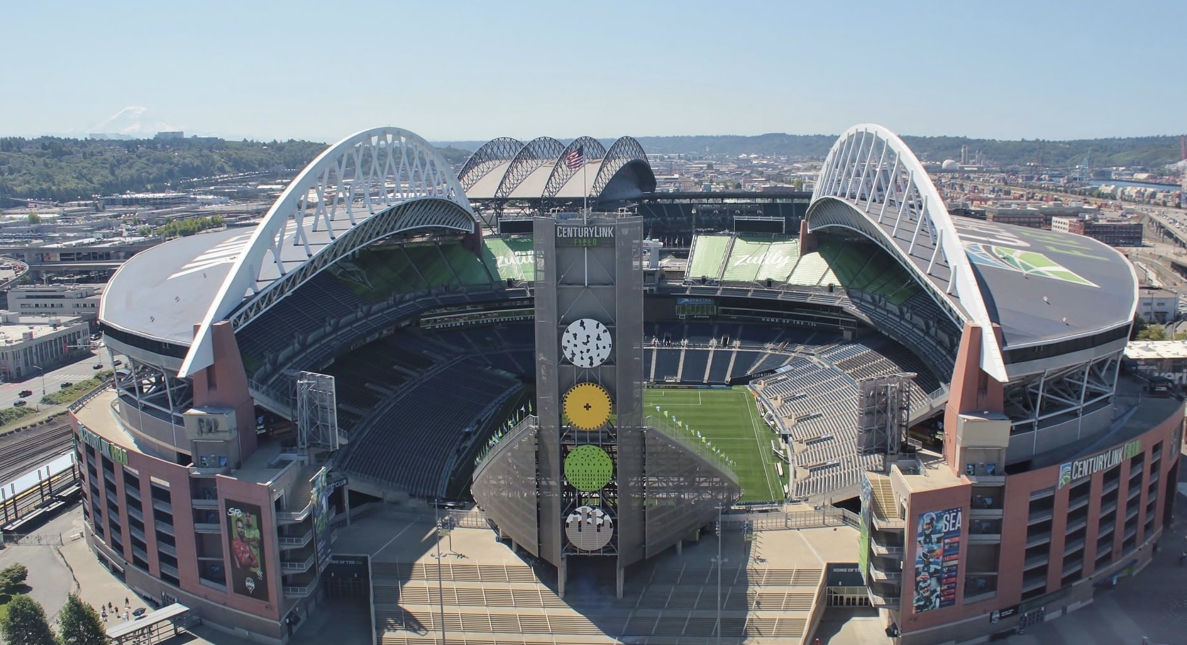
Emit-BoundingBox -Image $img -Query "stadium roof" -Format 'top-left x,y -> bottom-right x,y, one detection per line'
460,136 -> 656,203
101,227 -> 247,346
951,217 -> 1135,352
807,124 -> 1136,380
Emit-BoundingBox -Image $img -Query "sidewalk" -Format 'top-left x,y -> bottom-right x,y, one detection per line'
55,511 -> 268,645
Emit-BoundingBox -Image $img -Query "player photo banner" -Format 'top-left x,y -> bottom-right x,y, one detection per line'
226,500 -> 270,602
913,507 -> 962,614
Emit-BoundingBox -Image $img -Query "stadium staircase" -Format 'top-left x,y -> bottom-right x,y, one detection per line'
372,560 -> 826,645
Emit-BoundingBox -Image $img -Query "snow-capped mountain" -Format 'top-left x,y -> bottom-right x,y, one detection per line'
87,106 -> 182,138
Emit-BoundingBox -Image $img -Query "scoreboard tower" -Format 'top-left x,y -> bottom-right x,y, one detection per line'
473,214 -> 740,597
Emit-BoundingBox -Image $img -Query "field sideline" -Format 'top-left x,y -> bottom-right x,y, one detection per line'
643,386 -> 785,503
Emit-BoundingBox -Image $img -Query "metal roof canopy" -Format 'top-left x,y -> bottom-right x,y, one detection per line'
106,603 -> 191,642
462,136 -> 652,202
807,124 -> 1138,382
177,127 -> 476,378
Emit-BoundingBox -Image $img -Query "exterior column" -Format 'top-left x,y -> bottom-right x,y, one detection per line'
557,556 -> 567,599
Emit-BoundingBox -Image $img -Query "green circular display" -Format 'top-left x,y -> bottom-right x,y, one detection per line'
564,445 -> 614,492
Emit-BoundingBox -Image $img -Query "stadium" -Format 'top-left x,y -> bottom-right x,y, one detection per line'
72,124 -> 1181,645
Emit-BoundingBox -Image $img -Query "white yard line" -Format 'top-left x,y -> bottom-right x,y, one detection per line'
744,393 -> 779,500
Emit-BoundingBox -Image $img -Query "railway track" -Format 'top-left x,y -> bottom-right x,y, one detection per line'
0,423 -> 72,483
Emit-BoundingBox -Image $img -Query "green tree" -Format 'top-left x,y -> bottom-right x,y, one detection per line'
0,563 -> 28,593
1131,315 -> 1149,340
56,593 -> 110,645
0,595 -> 56,645
1137,323 -> 1168,341
26,212 -> 40,225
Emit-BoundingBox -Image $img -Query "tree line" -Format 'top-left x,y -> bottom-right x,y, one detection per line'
633,133 -> 1184,169
0,137 -> 327,203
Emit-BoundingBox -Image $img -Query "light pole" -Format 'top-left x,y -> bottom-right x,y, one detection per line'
710,504 -> 727,645
433,501 -> 447,645
31,365 -> 45,409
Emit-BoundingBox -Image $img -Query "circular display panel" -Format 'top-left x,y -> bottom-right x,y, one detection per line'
565,506 -> 614,551
561,318 -> 612,368
564,445 -> 614,492
562,382 -> 613,431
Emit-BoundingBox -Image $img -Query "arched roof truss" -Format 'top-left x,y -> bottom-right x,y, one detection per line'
589,136 -> 649,199
179,127 -> 475,378
542,137 -> 607,200
494,137 -> 566,199
807,123 -> 1007,382
457,137 -> 523,190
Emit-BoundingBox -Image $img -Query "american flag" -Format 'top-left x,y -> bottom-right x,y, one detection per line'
565,146 -> 585,170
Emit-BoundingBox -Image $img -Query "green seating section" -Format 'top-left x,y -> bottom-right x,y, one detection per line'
401,244 -> 455,288
719,236 -> 801,283
786,251 -> 831,286
796,240 -> 921,305
481,236 -> 535,282
687,235 -> 731,280
332,241 -> 499,302
755,239 -> 800,282
442,243 -> 493,285
332,246 -> 426,301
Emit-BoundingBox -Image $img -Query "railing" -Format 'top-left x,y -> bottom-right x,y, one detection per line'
719,506 -> 858,532
283,582 -> 318,597
278,529 -> 313,548
447,508 -> 490,529
277,498 -> 313,523
68,379 -> 113,412
645,415 -> 740,486
280,553 -> 316,572
471,416 -> 536,482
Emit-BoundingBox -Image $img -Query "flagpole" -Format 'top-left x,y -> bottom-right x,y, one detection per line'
582,157 -> 588,221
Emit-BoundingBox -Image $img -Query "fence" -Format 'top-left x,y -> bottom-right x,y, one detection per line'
2,531 -> 64,546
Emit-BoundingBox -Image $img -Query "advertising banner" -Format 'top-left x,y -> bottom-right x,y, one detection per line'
226,499 -> 270,602
913,507 -> 962,613
311,467 -> 333,573
858,476 -> 872,583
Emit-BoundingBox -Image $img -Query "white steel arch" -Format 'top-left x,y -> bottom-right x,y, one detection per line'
178,127 -> 474,378
807,123 -> 1007,382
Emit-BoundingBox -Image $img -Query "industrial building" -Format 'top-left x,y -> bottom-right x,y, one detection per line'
1051,216 -> 1144,247
8,284 -> 104,319
0,312 -> 91,381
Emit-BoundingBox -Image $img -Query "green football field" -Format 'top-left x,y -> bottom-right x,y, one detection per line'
643,387 -> 785,503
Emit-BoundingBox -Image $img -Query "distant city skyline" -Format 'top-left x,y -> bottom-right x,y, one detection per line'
3,0 -> 1184,143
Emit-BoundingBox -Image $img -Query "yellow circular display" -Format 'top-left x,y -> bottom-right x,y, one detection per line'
563,383 -> 613,431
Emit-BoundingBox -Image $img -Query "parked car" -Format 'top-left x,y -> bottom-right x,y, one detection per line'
18,390 -> 31,398
113,359 -> 123,367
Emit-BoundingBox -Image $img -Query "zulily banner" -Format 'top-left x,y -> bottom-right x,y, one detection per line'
913,507 -> 962,613
226,500 -> 270,602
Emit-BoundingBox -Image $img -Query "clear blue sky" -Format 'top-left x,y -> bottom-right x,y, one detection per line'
3,0 -> 1183,143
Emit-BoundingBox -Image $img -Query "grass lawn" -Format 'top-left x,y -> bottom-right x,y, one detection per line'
644,386 -> 785,504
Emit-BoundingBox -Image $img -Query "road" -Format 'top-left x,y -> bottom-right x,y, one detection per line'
0,349 -> 115,412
